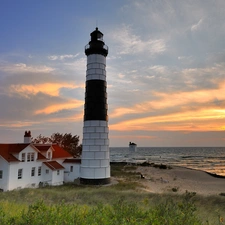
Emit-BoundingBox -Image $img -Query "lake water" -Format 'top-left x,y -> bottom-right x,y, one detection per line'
110,147 -> 225,176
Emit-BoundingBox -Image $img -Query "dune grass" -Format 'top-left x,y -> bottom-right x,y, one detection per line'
0,163 -> 224,224
0,193 -> 201,225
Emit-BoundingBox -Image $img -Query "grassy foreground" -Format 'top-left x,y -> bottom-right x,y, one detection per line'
0,163 -> 224,224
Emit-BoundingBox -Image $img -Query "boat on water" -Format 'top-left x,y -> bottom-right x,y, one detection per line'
129,142 -> 137,152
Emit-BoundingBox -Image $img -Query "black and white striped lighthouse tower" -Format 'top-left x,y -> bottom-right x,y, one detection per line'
80,28 -> 110,185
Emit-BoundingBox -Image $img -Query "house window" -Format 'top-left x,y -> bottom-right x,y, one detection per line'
18,169 -> 23,179
31,153 -> 35,161
47,152 -> 51,159
21,153 -> 25,162
0,170 -> 3,179
38,167 -> 41,176
27,152 -> 35,162
31,167 -> 35,177
46,169 -> 49,174
27,153 -> 31,162
57,170 -> 60,175
70,166 -> 73,172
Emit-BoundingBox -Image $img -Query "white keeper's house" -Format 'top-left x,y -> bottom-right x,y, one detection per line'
0,131 -> 81,191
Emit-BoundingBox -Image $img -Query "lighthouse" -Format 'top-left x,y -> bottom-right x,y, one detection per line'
80,28 -> 110,185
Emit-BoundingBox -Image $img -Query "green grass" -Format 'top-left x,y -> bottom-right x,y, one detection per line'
110,163 -> 140,178
0,163 -> 224,224
0,195 -> 201,225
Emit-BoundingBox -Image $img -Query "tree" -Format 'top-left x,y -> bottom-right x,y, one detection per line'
32,132 -> 82,157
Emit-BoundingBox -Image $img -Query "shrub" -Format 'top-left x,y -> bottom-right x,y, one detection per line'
111,163 -> 140,179
172,187 -> 179,192
0,193 -> 202,225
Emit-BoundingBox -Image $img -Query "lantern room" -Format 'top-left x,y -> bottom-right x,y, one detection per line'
85,27 -> 108,57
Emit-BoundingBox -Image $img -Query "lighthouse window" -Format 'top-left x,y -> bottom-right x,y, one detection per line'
97,35 -> 103,41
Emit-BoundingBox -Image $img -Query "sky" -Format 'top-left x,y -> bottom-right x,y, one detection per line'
0,0 -> 225,147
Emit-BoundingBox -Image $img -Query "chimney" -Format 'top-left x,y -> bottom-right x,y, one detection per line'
24,131 -> 31,143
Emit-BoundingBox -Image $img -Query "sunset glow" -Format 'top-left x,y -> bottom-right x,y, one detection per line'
0,0 -> 225,146
35,100 -> 83,115
9,83 -> 80,97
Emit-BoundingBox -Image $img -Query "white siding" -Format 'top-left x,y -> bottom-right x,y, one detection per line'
52,170 -> 64,186
7,145 -> 43,190
0,143 -> 80,191
7,160 -> 43,190
0,157 -> 9,191
63,163 -> 80,182
18,145 -> 38,162
41,164 -> 53,185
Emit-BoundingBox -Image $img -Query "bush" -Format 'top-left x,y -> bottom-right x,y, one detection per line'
0,193 -> 202,225
172,187 -> 179,192
111,163 -> 140,179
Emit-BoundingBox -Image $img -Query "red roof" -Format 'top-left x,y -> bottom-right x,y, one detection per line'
33,145 -> 51,152
33,144 -> 72,158
0,144 -> 29,162
37,152 -> 46,160
43,161 -> 64,170
0,143 -> 73,163
51,144 -> 72,159
63,158 -> 81,164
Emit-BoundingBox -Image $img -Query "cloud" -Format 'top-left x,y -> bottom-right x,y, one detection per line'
149,65 -> 167,74
63,57 -> 86,71
35,100 -> 83,115
109,77 -> 225,133
9,83 -> 80,97
110,107 -> 225,132
0,54 -> 85,134
48,54 -> 80,61
191,18 -> 204,32
1,0 -> 225,146
0,120 -> 41,128
110,107 -> 137,118
109,24 -> 166,56
0,62 -> 54,73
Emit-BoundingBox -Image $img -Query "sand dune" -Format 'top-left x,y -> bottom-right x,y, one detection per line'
135,166 -> 225,195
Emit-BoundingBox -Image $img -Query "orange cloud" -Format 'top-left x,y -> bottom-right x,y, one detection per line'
110,107 -> 137,118
110,107 -> 225,132
10,83 -> 83,97
35,100 -> 83,115
0,112 -> 84,128
140,81 -> 225,112
45,113 -> 84,123
152,84 -> 225,109
111,80 -> 225,118
110,80 -> 225,132
0,121 -> 41,128
110,134 -> 156,140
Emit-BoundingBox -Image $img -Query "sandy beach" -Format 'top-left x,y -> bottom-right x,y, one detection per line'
134,165 -> 225,195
